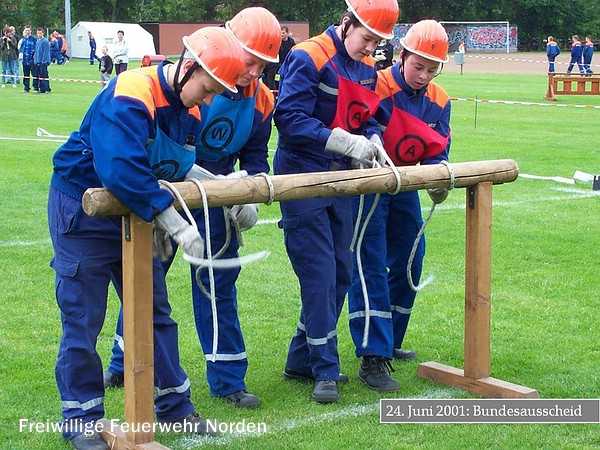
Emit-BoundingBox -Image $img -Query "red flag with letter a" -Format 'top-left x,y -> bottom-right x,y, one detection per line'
382,107 -> 449,166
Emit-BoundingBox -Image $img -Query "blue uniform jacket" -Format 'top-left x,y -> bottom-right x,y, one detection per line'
198,78 -> 272,176
571,41 -> 583,59
374,64 -> 451,165
34,37 -> 50,64
583,43 -> 594,60
274,25 -> 380,160
546,42 -> 560,58
20,35 -> 37,65
51,62 -> 200,222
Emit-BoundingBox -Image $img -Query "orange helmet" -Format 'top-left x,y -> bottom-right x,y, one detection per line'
400,20 -> 449,63
182,27 -> 245,93
226,7 -> 281,63
344,0 -> 399,40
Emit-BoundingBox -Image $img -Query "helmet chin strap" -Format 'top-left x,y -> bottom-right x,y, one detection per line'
173,47 -> 199,98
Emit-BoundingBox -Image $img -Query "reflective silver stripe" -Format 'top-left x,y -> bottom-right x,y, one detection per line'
297,321 -> 306,331
204,351 -> 247,362
114,333 -> 124,351
349,310 -> 392,320
62,396 -> 104,411
318,82 -> 338,96
306,329 -> 337,346
155,378 -> 191,398
391,305 -> 412,315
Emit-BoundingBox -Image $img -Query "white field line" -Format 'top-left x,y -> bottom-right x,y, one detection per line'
0,136 -> 67,143
2,188 -> 597,248
175,387 -> 459,448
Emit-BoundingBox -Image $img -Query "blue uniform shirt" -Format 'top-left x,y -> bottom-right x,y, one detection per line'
51,62 -> 201,222
274,25 -> 380,160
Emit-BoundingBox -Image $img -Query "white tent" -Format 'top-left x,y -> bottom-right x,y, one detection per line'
70,22 -> 156,60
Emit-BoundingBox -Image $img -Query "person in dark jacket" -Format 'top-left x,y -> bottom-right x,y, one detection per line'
98,45 -> 113,88
34,27 -> 51,93
19,26 -> 37,92
546,35 -> 560,73
373,38 -> 394,70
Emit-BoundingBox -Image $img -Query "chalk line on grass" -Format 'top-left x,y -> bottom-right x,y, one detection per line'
175,387 -> 458,448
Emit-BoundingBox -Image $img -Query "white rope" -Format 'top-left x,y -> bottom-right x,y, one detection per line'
350,150 -> 402,348
255,172 -> 275,205
187,178 -> 219,363
406,203 -> 436,292
406,161 -> 454,292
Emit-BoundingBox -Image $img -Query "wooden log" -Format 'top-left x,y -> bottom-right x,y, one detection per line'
83,159 -> 519,217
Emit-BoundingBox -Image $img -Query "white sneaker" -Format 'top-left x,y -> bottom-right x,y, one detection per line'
12,84 -> 16,88
1,84 -> 5,88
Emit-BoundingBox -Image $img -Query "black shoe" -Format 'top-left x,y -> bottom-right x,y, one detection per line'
162,412 -> 219,437
393,348 -> 417,361
103,370 -> 124,388
283,368 -> 349,384
69,431 -> 109,450
312,380 -> 339,404
358,356 -> 400,392
222,390 -> 260,408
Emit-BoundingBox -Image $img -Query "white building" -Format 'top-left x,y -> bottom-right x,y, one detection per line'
70,22 -> 156,60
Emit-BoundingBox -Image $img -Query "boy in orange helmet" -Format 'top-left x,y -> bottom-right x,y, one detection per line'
105,7 -> 282,410
274,0 -> 399,403
348,19 -> 452,391
48,27 -> 245,449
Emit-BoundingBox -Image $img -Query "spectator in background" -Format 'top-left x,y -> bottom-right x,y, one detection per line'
372,38 -> 394,70
49,32 -> 64,65
19,25 -> 37,92
546,35 -> 560,73
113,30 -> 129,75
54,30 -> 69,63
263,25 -> 295,94
1,25 -> 18,88
9,26 -> 20,83
583,36 -> 594,74
99,45 -> 113,89
34,27 -> 51,94
88,30 -> 99,65
566,34 -> 584,74
458,41 -> 466,53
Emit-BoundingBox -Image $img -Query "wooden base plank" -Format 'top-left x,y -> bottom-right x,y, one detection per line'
417,361 -> 539,399
98,419 -> 171,450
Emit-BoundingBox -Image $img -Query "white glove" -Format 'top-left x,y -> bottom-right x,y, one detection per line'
427,188 -> 449,204
185,165 -> 248,181
368,134 -> 388,167
152,225 -> 173,262
230,204 -> 259,232
154,206 -> 204,258
218,170 -> 248,179
325,127 -> 385,168
185,164 -> 217,181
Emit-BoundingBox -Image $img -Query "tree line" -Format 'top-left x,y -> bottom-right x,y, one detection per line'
2,0 -> 599,49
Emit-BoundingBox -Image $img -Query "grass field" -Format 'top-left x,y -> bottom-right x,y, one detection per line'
0,57 -> 599,449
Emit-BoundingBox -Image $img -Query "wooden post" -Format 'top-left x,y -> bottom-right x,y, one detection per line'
545,72 -> 557,101
464,182 -> 492,379
417,182 -> 539,398
99,214 -> 168,449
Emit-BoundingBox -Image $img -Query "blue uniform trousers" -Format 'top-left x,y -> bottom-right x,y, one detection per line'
109,206 -> 247,397
49,188 -> 194,439
348,191 -> 424,359
274,149 -> 353,381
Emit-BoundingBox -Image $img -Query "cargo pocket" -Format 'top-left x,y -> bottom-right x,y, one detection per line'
278,215 -> 300,231
50,256 -> 85,319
